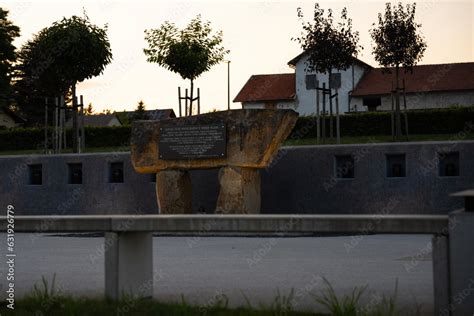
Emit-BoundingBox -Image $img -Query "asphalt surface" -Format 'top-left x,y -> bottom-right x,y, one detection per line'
0,234 -> 434,314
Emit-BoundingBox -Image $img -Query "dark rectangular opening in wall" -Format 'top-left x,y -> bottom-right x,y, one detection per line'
335,155 -> 354,179
28,164 -> 42,185
386,154 -> 406,177
150,174 -> 156,183
330,73 -> 341,89
109,162 -> 124,183
68,163 -> 82,184
305,74 -> 317,90
439,152 -> 459,177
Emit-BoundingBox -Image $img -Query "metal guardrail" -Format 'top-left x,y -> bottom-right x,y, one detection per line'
1,212 -> 472,315
0,214 -> 449,234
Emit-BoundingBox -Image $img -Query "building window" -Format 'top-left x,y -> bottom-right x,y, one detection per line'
335,155 -> 354,179
305,74 -> 317,90
386,154 -> 406,178
28,164 -> 42,185
109,162 -> 124,183
439,152 -> 459,177
362,97 -> 382,112
329,73 -> 341,89
68,163 -> 82,184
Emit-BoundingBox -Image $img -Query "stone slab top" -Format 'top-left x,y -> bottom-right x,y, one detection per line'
451,189 -> 474,197
1,214 -> 449,234
130,109 -> 298,172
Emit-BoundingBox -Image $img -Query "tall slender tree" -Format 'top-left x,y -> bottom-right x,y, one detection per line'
0,8 -> 20,108
144,15 -> 228,115
295,4 -> 362,143
370,2 -> 426,138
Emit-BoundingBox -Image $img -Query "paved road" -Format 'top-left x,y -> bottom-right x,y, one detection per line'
0,234 -> 434,314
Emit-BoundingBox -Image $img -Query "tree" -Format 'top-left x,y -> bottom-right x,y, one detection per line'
0,8 -> 20,108
295,4 -> 362,143
15,13 -> 112,150
133,100 -> 148,120
144,15 -> 228,115
85,103 -> 94,115
370,2 -> 426,138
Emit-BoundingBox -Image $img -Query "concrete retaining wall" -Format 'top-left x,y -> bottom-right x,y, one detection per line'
1,140 -> 473,215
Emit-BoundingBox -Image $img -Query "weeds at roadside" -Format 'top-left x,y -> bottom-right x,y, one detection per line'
0,275 -> 425,316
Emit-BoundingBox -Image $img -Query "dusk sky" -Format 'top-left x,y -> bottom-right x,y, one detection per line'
3,0 -> 473,114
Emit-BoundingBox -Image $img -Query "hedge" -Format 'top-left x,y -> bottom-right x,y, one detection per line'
290,106 -> 474,138
0,126 -> 131,151
1,106 -> 473,151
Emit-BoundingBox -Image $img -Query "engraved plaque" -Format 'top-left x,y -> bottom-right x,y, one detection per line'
159,124 -> 226,160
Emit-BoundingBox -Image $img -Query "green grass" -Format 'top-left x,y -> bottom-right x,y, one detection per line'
0,276 -> 423,316
283,133 -> 474,146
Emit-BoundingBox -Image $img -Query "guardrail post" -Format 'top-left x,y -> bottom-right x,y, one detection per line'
446,190 -> 474,315
432,235 -> 450,315
105,232 -> 153,300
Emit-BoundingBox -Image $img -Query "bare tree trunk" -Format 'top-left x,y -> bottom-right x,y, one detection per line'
328,69 -> 333,140
395,65 -> 402,138
316,81 -> 320,144
72,83 -> 78,153
336,88 -> 340,144
322,82 -> 326,143
189,79 -> 194,116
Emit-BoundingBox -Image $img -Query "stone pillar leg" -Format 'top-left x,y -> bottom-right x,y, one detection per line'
448,211 -> 474,316
105,232 -> 153,300
156,170 -> 192,214
215,166 -> 261,214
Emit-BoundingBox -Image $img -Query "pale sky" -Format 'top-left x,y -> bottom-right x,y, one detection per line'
3,0 -> 473,114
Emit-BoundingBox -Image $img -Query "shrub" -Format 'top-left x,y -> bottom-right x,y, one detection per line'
291,106 -> 474,138
1,106 -> 473,151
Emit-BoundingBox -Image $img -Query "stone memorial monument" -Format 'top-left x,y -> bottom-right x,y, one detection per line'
131,109 -> 298,214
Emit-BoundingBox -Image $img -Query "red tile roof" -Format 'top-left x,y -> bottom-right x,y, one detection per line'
233,73 -> 296,103
352,62 -> 474,97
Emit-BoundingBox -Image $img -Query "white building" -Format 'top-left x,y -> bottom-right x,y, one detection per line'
234,52 -> 474,115
0,107 -> 25,128
233,73 -> 296,110
350,62 -> 474,111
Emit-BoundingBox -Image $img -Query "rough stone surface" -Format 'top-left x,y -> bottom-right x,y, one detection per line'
156,170 -> 192,214
215,167 -> 261,214
131,109 -> 298,172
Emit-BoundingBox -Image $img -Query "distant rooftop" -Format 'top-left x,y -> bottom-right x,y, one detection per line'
352,62 -> 474,97
66,114 -> 120,128
233,73 -> 296,103
121,109 -> 176,120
